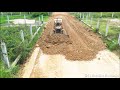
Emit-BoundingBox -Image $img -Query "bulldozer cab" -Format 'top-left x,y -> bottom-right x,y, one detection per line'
53,18 -> 63,34
54,18 -> 62,26
50,18 -> 68,36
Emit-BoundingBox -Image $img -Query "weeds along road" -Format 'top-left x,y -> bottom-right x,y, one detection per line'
20,12 -> 120,78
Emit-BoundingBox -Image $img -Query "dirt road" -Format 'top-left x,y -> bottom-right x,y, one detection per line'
38,12 -> 105,60
20,12 -> 120,78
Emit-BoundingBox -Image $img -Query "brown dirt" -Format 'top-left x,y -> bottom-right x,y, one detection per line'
20,12 -> 119,78
37,12 -> 106,60
29,50 -> 119,78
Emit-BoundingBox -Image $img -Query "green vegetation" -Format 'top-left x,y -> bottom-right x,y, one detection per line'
104,38 -> 119,51
34,15 -> 49,22
0,12 -> 50,24
0,60 -> 19,78
72,12 -> 120,51
0,26 -> 38,62
0,26 -> 43,78
72,12 -> 120,19
19,25 -> 44,64
0,25 -> 44,78
0,12 -> 49,78
0,14 -> 31,24
91,12 -> 120,18
30,12 -> 49,18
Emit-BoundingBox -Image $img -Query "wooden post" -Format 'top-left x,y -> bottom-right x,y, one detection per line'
1,41 -> 10,68
96,18 -> 100,33
41,15 -> 43,24
118,33 -> 120,46
30,25 -> 33,38
20,30 -> 25,42
112,12 -> 114,18
105,21 -> 109,36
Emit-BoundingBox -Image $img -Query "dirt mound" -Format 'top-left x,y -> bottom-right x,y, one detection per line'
45,34 -> 72,45
37,12 -> 106,60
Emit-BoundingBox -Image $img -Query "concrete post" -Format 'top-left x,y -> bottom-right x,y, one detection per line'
20,30 -> 25,42
105,21 -> 109,36
1,41 -> 10,68
96,18 -> 100,33
30,25 -> 33,38
118,33 -> 120,46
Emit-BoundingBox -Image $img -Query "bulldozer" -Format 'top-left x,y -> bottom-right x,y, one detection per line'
52,18 -> 67,35
53,18 -> 63,34
46,18 -> 71,45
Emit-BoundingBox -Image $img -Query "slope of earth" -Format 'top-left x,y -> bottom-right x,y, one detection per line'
30,49 -> 119,78
37,12 -> 106,60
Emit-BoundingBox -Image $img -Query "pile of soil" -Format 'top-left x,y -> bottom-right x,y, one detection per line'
45,34 -> 72,45
37,12 -> 106,60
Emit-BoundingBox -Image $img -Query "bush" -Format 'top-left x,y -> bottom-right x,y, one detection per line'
109,43 -> 119,51
0,60 -> 19,78
31,12 -> 48,18
105,39 -> 119,51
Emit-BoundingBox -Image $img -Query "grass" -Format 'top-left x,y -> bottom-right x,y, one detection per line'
0,60 -> 19,78
0,14 -> 49,24
34,15 -> 49,22
19,25 -> 44,64
103,38 -> 119,51
88,18 -> 120,51
0,12 -> 49,78
43,16 -> 49,22
72,12 -> 120,18
0,25 -> 44,62
86,18 -> 120,36
0,15 -> 31,24
72,12 -> 120,51
0,24 -> 45,78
